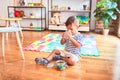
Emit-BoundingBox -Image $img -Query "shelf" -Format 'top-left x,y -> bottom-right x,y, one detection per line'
49,10 -> 90,13
22,18 -> 46,20
22,27 -> 44,31
8,6 -> 46,8
8,5 -> 46,31
48,0 -> 92,31
49,23 -> 65,26
49,23 -> 89,26
49,24 -> 89,31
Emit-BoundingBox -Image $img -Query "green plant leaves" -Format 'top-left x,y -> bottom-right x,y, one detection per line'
111,14 -> 117,20
94,0 -> 120,29
107,10 -> 113,16
116,8 -> 120,13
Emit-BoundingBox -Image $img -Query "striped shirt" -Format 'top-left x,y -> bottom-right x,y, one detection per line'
65,32 -> 83,57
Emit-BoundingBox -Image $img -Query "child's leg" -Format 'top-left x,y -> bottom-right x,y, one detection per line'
62,57 -> 75,66
59,50 -> 79,66
46,49 -> 61,61
35,49 -> 61,65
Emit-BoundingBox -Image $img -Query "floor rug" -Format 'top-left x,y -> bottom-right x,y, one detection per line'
23,34 -> 100,56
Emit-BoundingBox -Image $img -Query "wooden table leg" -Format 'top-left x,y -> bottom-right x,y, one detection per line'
5,20 -> 9,40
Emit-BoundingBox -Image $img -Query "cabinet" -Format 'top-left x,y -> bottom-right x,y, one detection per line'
48,0 -> 91,31
8,6 -> 46,31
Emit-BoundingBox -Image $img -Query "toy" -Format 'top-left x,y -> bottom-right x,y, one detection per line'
68,7 -> 71,10
40,0 -> 44,6
76,16 -> 89,24
60,7 -> 66,11
50,12 -> 61,24
14,10 -> 20,17
19,10 -> 25,17
9,12 -> 14,18
55,60 -> 67,71
30,13 -> 35,18
14,10 -> 25,18
13,0 -> 17,6
28,3 -> 34,6
30,23 -> 33,28
19,0 -> 25,6
52,5 -> 58,10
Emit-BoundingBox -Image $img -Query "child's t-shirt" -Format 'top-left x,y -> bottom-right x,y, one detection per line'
65,32 -> 83,57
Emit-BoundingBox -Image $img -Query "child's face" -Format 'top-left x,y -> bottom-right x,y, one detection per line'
67,19 -> 79,31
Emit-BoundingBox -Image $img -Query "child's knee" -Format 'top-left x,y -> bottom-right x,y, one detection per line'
52,49 -> 60,55
62,57 -> 76,66
67,60 -> 75,66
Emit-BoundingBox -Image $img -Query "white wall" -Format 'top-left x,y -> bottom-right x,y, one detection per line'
0,0 -> 13,26
0,0 -> 13,17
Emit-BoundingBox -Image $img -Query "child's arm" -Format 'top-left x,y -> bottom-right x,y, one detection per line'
66,31 -> 81,48
69,36 -> 81,48
60,33 -> 66,44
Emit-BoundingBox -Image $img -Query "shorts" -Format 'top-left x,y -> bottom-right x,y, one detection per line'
59,50 -> 79,63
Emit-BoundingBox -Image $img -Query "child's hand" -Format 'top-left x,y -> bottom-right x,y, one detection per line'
62,32 -> 66,38
65,30 -> 72,38
61,33 -> 66,44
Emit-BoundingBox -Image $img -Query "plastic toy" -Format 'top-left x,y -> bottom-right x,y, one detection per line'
14,10 -> 20,17
28,3 -> 34,6
68,7 -> 71,10
55,60 -> 67,71
76,16 -> 89,24
9,12 -> 14,18
30,23 -> 34,28
30,13 -> 35,18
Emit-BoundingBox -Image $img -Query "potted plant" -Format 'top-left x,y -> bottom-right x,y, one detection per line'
94,0 -> 120,36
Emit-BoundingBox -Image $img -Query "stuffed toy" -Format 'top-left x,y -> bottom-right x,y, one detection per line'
19,10 -> 25,17
14,10 -> 25,18
50,12 -> 61,24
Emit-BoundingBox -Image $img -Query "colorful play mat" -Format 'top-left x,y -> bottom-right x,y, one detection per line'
23,34 -> 100,56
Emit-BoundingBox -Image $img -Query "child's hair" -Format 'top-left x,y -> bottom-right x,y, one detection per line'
65,16 -> 77,26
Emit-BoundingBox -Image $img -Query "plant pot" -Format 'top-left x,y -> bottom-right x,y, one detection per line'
95,20 -> 104,34
103,29 -> 109,36
118,15 -> 120,37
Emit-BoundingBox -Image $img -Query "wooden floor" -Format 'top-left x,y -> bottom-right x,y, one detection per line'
0,31 -> 120,80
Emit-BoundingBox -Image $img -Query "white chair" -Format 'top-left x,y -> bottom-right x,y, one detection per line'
0,27 -> 24,59
0,18 -> 23,40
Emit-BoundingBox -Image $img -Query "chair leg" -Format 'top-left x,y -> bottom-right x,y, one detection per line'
15,31 -> 25,59
6,20 -> 9,40
16,20 -> 23,38
2,33 -> 5,56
